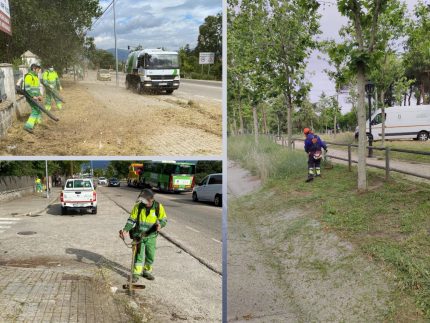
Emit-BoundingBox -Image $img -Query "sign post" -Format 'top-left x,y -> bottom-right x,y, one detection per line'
199,52 -> 215,77
0,0 -> 12,35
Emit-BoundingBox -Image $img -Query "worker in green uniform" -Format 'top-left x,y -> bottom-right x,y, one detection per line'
23,64 -> 43,134
35,176 -> 42,193
42,66 -> 63,110
119,189 -> 167,281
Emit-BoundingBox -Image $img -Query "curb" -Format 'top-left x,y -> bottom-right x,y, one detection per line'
16,192 -> 60,217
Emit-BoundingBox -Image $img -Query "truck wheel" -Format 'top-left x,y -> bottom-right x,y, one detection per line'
136,82 -> 143,94
166,89 -> 174,94
214,194 -> 222,207
192,192 -> 198,202
92,207 -> 97,215
417,131 -> 429,141
61,206 -> 67,215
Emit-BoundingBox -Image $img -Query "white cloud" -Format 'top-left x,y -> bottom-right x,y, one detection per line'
88,0 -> 221,51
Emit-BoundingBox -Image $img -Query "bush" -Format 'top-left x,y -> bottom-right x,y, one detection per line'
228,135 -> 306,182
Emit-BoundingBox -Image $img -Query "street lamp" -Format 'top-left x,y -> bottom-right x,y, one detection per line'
365,81 -> 374,157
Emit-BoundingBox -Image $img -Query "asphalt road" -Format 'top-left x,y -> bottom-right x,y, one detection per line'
176,79 -> 222,101
93,71 -> 221,101
98,185 -> 222,273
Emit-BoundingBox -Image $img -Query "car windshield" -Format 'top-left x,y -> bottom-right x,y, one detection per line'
146,54 -> 179,69
110,178 -> 117,181
99,69 -> 109,74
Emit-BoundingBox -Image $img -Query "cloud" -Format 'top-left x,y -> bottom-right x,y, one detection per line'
88,0 -> 221,51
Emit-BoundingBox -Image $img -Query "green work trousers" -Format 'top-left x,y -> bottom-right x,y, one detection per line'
45,92 -> 62,110
24,102 -> 42,130
133,235 -> 157,276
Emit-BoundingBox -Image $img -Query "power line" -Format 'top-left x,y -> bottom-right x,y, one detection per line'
88,0 -> 114,31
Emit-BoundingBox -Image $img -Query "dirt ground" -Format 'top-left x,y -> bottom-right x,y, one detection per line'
228,162 -> 396,322
0,77 -> 221,156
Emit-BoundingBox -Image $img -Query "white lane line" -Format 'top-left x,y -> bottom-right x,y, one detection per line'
0,218 -> 21,221
211,238 -> 222,244
0,222 -> 16,225
0,226 -> 12,229
0,231 -> 4,233
185,226 -> 200,233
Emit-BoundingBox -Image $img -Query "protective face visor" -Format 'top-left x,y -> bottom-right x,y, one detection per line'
137,197 -> 149,204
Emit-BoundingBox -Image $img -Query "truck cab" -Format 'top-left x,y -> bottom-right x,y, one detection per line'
125,48 -> 180,94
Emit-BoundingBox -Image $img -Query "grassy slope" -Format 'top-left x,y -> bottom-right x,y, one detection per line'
229,135 -> 430,320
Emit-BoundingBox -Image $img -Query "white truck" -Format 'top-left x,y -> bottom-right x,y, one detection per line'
192,173 -> 222,207
60,178 -> 97,215
125,48 -> 180,94
355,105 -> 430,141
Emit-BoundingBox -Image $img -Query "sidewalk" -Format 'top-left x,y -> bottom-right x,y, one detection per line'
0,265 -> 133,322
0,187 -> 60,217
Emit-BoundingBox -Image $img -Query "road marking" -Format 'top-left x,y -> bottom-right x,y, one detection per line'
0,226 -> 11,229
211,238 -> 222,244
0,218 -> 21,221
185,226 -> 200,233
0,222 -> 16,225
0,231 -> 4,233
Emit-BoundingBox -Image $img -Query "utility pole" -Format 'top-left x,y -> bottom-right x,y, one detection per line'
113,0 -> 119,86
45,160 -> 49,199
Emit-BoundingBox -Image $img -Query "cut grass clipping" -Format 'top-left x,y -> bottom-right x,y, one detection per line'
229,135 -> 430,319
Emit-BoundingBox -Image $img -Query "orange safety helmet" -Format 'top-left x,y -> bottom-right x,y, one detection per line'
303,128 -> 311,135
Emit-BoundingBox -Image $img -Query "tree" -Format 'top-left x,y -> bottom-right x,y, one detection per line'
404,1 -> 430,105
0,0 -> 102,72
265,0 -> 320,149
334,0 -> 406,192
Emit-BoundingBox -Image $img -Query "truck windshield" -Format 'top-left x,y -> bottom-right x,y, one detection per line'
146,54 -> 179,69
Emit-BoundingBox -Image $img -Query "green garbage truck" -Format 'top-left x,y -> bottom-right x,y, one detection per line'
125,48 -> 180,94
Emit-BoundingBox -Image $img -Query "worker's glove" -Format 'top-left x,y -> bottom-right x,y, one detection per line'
119,230 -> 127,239
155,223 -> 161,232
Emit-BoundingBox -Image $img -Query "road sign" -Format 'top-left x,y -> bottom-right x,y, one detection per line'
0,0 -> 11,35
199,52 -> 215,65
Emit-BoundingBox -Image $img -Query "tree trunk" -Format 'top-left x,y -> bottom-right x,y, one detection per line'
232,106 -> 238,135
262,105 -> 268,135
238,94 -> 244,134
277,114 -> 281,137
252,105 -> 258,145
284,91 -> 293,150
380,90 -> 386,145
356,63 -> 367,192
408,86 -> 412,106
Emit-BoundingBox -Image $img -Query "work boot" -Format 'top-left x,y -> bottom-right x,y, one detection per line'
306,175 -> 314,183
141,271 -> 155,280
23,127 -> 34,134
130,275 -> 139,283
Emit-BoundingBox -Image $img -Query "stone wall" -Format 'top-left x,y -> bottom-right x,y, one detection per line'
0,96 -> 29,139
0,176 -> 35,203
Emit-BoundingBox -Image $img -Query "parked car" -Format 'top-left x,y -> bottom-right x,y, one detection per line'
108,178 -> 120,187
192,173 -> 222,207
98,177 -> 108,185
97,69 -> 111,81
61,178 -> 97,215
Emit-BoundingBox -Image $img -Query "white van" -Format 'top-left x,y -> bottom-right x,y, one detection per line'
192,173 -> 222,207
355,105 -> 430,141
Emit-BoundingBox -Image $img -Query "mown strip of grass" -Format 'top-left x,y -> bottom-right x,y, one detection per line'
229,135 -> 430,319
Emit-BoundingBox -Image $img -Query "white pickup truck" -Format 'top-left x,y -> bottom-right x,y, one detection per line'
60,178 -> 97,215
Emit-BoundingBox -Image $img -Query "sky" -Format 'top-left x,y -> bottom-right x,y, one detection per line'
88,0 -> 221,52
306,0 -> 420,113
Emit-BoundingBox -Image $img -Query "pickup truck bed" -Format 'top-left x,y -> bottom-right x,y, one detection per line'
61,179 -> 97,215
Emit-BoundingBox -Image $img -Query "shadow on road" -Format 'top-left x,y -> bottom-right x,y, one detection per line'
66,248 -> 129,279
47,203 -> 94,217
